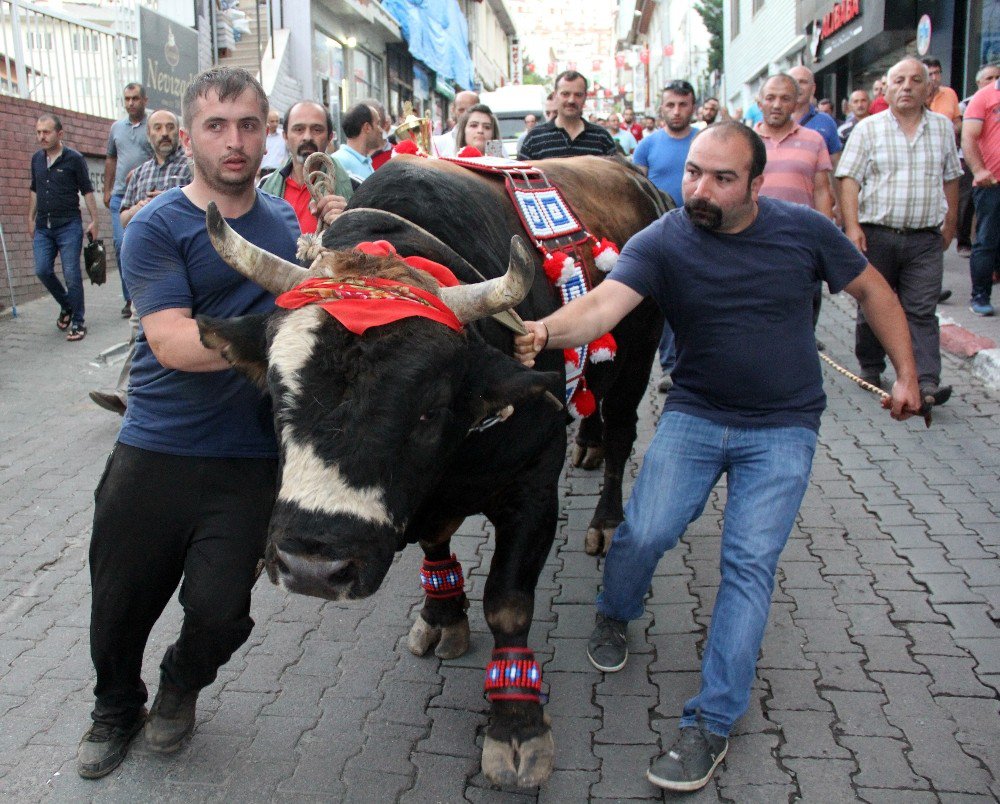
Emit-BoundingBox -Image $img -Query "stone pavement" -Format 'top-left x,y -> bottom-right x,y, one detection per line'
1,275 -> 998,803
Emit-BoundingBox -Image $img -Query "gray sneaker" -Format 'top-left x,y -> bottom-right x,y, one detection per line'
77,709 -> 146,779
646,725 -> 728,792
587,612 -> 628,672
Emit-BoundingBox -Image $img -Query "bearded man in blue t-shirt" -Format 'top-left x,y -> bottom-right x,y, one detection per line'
77,67 -> 301,780
514,122 -> 922,793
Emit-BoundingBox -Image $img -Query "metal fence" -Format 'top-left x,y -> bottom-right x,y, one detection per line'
0,0 -> 140,118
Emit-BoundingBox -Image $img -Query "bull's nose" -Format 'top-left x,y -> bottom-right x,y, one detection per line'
271,548 -> 357,600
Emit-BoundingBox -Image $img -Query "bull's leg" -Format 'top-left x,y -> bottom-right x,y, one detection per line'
408,520 -> 471,659
587,299 -> 661,556
572,409 -> 605,470
479,469 -> 560,788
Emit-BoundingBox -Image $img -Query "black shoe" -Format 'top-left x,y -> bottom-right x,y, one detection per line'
89,389 -> 127,416
657,375 -> 673,393
920,384 -> 952,407
587,612 -> 628,672
938,289 -> 953,303
121,302 -> 132,318
144,682 -> 198,753
646,724 -> 728,792
815,338 -> 826,351
77,709 -> 146,779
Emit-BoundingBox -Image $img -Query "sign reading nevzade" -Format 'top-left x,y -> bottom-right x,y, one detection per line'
140,6 -> 198,115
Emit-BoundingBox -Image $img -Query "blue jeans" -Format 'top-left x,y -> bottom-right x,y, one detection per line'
33,218 -> 84,326
970,185 -> 1000,304
597,410 -> 817,736
110,193 -> 129,302
658,320 -> 676,374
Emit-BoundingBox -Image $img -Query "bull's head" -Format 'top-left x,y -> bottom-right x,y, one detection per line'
197,203 -> 558,601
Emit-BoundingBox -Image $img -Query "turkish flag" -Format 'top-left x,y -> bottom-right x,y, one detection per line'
663,44 -> 674,57
593,59 -> 602,71
615,53 -> 625,68
547,61 -> 556,75
639,48 -> 650,65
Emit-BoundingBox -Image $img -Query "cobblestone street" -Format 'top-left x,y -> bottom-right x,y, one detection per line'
1,276 -> 998,802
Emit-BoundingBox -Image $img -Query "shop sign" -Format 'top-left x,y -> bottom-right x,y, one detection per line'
916,15 -> 932,56
819,0 -> 862,42
139,6 -> 198,115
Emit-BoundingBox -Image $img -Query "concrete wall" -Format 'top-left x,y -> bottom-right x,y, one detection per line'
723,0 -> 804,110
0,96 -> 118,310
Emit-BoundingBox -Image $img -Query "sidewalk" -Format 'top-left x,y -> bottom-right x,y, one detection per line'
940,244 -> 1000,387
0,273 -> 997,801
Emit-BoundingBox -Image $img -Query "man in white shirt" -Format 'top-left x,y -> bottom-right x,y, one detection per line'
432,90 -> 479,157
260,109 -> 288,174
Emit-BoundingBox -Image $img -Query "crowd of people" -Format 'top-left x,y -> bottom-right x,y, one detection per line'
20,55 -> 1000,794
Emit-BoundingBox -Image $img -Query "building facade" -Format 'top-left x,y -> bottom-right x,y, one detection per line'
724,0 -> 1000,117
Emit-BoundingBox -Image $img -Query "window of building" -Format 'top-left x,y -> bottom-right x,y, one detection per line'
353,48 -> 384,103
72,32 -> 100,52
731,0 -> 740,38
26,31 -> 54,50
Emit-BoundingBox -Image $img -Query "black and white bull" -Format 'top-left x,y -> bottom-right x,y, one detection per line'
196,155 -> 668,787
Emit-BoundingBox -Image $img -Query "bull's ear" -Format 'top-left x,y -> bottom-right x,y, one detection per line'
196,313 -> 270,387
470,343 -> 563,417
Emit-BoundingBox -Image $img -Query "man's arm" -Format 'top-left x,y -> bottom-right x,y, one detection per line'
814,171 -> 834,219
103,155 -> 116,207
28,191 -> 36,237
843,265 -> 921,420
514,279 -> 644,367
839,176 -> 866,252
120,197 -> 152,228
961,120 -> 996,186
941,177 -> 959,250
82,192 -> 99,239
141,308 -> 232,372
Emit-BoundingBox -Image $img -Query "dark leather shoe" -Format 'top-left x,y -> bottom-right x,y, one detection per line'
89,389 -> 127,416
121,302 -> 133,318
921,384 -> 952,407
144,682 -> 198,753
77,709 -> 146,779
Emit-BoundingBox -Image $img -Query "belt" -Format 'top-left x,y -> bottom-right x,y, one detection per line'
862,223 -> 941,236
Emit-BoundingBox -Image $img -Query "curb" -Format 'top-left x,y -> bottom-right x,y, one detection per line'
938,315 -> 1000,391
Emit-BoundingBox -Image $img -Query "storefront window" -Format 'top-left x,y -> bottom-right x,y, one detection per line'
353,49 -> 385,103
413,63 -> 431,117
314,30 -> 345,135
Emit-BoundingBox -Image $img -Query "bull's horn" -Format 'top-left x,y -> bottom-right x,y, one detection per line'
438,235 -> 534,324
206,201 -> 310,295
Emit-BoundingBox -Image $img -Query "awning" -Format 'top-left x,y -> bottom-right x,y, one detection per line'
435,78 -> 456,100
381,0 -> 476,89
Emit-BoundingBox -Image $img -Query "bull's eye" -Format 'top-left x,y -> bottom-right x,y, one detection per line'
419,408 -> 443,423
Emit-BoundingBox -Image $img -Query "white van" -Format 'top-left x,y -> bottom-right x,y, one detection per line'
479,85 -> 548,158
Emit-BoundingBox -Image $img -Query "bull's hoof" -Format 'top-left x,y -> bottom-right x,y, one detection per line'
585,523 -> 617,557
482,730 -> 554,789
571,444 -> 605,470
435,618 -> 470,659
407,614 -> 471,658
407,615 -> 440,656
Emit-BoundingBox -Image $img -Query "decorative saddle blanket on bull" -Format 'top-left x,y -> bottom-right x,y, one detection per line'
442,156 -> 621,418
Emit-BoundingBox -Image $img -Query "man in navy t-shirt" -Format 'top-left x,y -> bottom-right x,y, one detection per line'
514,122 -> 922,793
77,67 -> 300,780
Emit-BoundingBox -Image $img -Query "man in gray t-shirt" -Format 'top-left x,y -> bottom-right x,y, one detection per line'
103,83 -> 153,313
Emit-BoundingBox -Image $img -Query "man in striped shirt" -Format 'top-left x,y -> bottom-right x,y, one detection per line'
837,57 -> 963,407
755,74 -> 833,216
518,71 -> 617,160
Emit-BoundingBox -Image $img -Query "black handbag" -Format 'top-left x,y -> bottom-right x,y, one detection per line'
84,233 -> 107,286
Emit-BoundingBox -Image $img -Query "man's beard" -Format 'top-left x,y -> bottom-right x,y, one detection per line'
666,118 -> 689,132
684,198 -> 724,230
192,150 -> 256,196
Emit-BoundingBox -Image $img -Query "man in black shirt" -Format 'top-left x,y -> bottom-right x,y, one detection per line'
518,71 -> 617,160
29,113 -> 99,341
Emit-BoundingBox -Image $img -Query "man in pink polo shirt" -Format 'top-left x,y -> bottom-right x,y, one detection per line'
755,73 -> 834,217
961,73 -> 1000,316
755,73 -> 834,338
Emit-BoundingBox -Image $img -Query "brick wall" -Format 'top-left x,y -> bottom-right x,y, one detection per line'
0,96 -> 118,310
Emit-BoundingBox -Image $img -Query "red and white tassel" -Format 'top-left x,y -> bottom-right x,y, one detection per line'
592,238 -> 620,273
588,332 -> 617,363
567,378 -> 596,419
